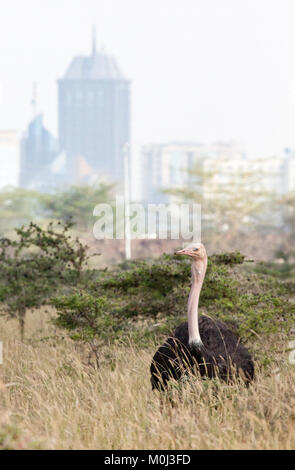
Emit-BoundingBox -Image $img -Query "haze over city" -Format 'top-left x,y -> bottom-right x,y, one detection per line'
2,2 -> 295,453
1,0 -> 295,170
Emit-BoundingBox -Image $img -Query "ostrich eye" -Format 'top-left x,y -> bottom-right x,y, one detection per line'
193,248 -> 199,252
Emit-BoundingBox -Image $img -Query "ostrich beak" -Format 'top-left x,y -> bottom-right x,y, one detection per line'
175,248 -> 195,257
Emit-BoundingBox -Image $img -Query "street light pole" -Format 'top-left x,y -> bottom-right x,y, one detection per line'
123,142 -> 131,260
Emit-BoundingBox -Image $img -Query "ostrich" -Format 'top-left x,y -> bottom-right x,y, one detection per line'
150,243 -> 254,390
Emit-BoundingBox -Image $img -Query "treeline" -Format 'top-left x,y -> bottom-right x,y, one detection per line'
0,184 -> 114,236
2,173 -> 295,260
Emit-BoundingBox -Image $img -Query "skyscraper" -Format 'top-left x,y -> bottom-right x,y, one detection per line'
19,114 -> 59,190
58,33 -> 131,184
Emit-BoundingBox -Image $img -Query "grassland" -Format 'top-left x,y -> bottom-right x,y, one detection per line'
1,306 -> 295,450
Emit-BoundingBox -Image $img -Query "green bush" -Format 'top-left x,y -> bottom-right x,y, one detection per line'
52,251 -> 295,347
0,221 -> 90,340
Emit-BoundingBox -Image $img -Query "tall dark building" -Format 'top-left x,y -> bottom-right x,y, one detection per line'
58,37 -> 131,183
19,114 -> 59,190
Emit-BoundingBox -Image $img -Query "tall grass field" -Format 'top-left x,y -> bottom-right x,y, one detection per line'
0,307 -> 295,450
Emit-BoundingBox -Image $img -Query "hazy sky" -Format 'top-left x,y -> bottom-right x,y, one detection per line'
0,0 -> 295,162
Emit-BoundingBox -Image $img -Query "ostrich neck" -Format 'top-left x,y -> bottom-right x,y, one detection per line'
188,257 -> 207,347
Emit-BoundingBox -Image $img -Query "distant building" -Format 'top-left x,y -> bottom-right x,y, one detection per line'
141,141 -> 245,203
58,36 -> 131,185
141,140 -> 295,203
202,156 -> 285,198
0,131 -> 20,189
19,114 -> 60,191
202,147 -> 295,198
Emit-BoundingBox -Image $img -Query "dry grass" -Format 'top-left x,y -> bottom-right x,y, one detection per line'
0,308 -> 295,450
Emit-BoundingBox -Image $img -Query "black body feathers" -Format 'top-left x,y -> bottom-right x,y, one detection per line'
150,316 -> 254,390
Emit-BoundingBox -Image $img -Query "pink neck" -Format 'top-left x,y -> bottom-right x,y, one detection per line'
187,257 -> 207,347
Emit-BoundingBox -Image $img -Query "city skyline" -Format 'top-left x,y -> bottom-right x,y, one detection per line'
17,35 -> 131,191
0,0 -> 295,160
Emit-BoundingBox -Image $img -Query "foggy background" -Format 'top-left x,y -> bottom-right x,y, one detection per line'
1,0 -> 295,263
1,0 -> 295,198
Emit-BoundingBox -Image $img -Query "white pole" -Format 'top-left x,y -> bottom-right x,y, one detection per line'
123,143 -> 131,260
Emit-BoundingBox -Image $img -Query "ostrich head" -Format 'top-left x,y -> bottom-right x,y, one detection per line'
175,242 -> 207,261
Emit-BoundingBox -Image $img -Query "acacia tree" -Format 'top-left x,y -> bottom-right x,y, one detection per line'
0,221 -> 90,340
